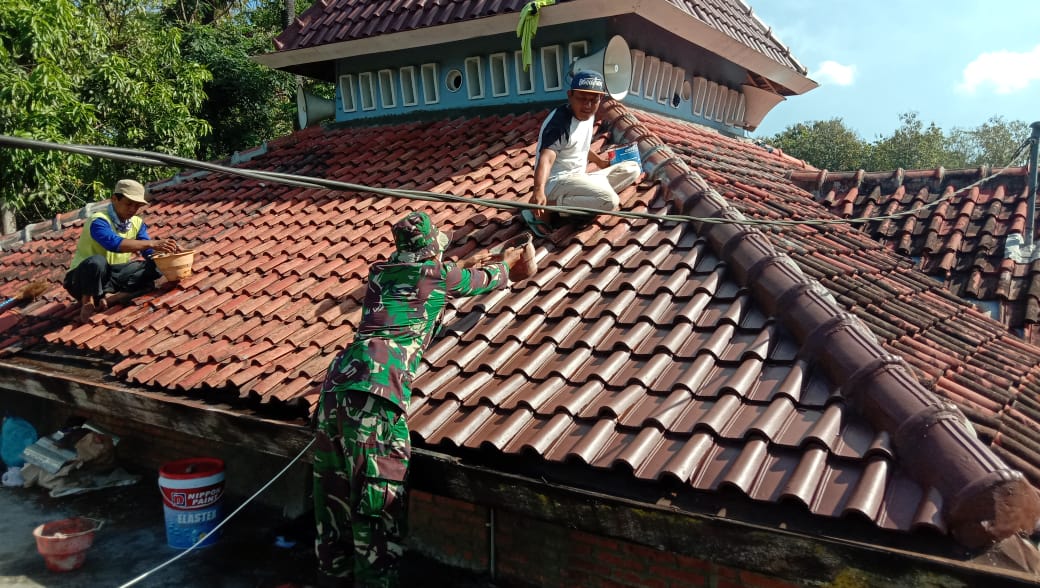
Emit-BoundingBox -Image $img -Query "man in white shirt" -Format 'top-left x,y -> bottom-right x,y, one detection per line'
525,70 -> 641,236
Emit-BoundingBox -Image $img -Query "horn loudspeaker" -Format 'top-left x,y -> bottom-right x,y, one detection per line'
296,85 -> 336,129
570,35 -> 633,100
740,84 -> 785,132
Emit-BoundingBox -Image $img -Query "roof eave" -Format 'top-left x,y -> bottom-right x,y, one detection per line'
0,357 -> 313,459
252,0 -> 816,95
640,0 -> 817,95
252,1 -> 624,71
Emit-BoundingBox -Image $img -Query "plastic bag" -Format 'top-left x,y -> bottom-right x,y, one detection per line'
1,416 -> 38,468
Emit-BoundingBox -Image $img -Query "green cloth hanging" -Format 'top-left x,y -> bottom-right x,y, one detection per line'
516,0 -> 557,72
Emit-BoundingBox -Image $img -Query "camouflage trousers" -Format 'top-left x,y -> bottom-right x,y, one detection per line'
314,392 -> 410,588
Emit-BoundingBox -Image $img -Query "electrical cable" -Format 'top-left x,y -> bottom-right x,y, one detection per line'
1,119 -> 1032,588
0,134 -> 1031,232
116,436 -> 316,588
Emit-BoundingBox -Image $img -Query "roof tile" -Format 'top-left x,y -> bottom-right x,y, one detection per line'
3,103 -> 1038,547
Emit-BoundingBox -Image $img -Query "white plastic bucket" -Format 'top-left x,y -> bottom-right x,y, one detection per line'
158,457 -> 225,549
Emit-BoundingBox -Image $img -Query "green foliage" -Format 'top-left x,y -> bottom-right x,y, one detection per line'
164,0 -> 245,25
946,116 -> 1029,168
0,0 -> 307,226
866,112 -> 948,170
163,0 -> 303,161
247,0 -> 305,30
765,111 -> 1031,172
0,0 -> 210,223
82,3 -> 212,184
765,118 -> 867,171
181,21 -> 295,161
0,0 -> 100,214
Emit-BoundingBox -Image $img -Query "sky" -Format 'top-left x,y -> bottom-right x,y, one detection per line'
748,0 -> 1040,140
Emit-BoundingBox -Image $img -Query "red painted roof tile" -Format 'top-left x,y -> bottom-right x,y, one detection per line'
2,103 -> 1039,549
791,166 -> 1038,332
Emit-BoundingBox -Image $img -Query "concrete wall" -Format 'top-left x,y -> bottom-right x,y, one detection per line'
328,20 -> 748,136
2,392 -> 311,519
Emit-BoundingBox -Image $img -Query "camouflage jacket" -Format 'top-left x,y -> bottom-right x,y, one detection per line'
322,258 -> 509,411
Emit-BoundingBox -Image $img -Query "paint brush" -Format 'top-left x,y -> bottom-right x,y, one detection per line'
0,281 -> 49,313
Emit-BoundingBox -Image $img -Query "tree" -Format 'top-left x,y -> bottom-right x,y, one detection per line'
763,118 -> 867,171
866,112 -> 949,170
164,0 -> 245,25
179,11 -> 297,161
946,115 -> 1029,168
160,0 -> 301,160
0,0 -> 101,228
0,0 -> 313,230
0,0 -> 210,228
764,113 -> 1034,173
81,1 -> 212,187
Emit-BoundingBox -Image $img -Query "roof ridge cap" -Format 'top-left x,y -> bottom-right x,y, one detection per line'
599,100 -> 1040,548
0,200 -> 107,252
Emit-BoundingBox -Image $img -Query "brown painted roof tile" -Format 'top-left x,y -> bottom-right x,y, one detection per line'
3,103 -> 1040,549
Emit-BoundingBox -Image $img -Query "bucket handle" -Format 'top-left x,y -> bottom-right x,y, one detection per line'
85,517 -> 104,533
51,517 -> 104,538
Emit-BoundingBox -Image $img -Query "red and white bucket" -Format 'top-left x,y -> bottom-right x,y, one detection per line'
158,457 -> 225,549
33,517 -> 101,572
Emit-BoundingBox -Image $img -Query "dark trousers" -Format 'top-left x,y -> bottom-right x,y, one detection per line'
63,254 -> 160,300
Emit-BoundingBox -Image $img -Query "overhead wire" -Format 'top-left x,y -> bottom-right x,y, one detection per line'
0,134 -> 1032,231
0,119 -> 1034,588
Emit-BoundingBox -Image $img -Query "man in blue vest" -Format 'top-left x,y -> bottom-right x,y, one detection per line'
63,179 -> 180,321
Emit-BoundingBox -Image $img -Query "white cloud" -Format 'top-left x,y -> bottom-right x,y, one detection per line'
814,60 -> 856,86
958,44 -> 1040,94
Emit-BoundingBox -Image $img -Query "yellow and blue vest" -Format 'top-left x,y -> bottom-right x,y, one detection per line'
69,210 -> 143,270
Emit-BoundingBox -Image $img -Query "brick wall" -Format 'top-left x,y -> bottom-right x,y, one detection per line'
408,490 -> 490,572
407,490 -> 802,588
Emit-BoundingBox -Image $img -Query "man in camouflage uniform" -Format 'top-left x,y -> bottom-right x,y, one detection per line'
314,211 -> 521,587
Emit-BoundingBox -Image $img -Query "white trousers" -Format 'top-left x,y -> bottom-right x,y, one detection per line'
548,161 -> 641,213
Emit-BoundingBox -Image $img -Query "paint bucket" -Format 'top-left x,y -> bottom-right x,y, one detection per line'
33,517 -> 101,572
153,250 -> 195,282
158,457 -> 225,549
609,142 -> 640,165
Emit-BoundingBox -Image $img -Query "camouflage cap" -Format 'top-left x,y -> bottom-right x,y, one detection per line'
391,211 -> 449,262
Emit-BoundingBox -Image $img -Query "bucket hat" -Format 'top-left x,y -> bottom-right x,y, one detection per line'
391,211 -> 449,262
113,179 -> 147,204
